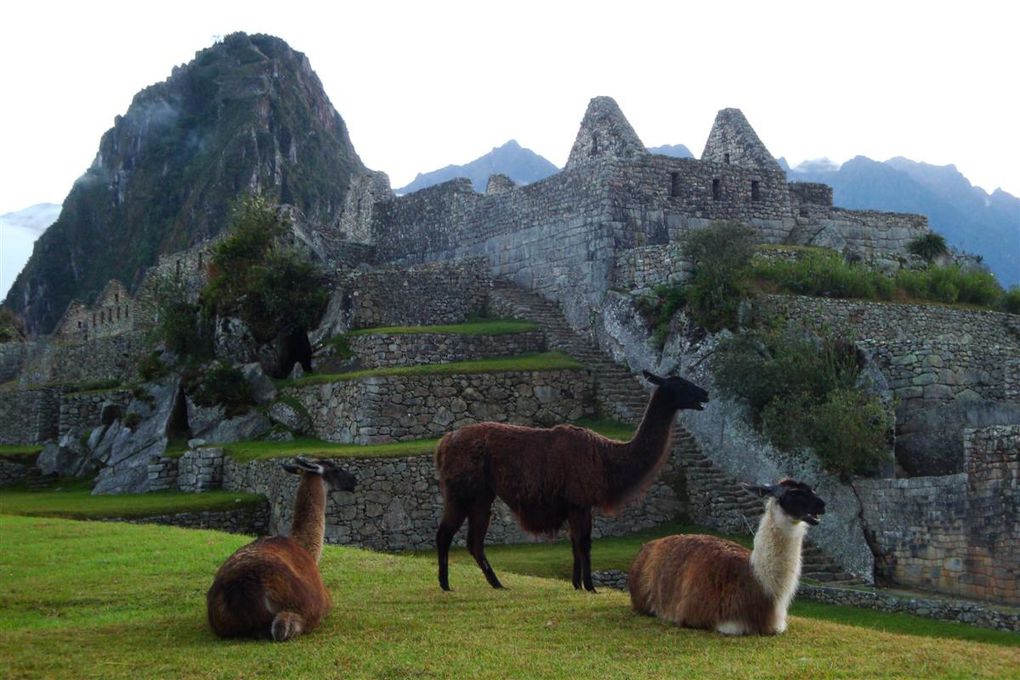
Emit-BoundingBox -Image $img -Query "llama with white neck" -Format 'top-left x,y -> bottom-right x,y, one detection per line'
628,479 -> 825,635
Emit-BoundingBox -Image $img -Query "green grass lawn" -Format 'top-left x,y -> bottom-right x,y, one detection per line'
1,516 -> 1016,679
0,444 -> 44,460
347,319 -> 538,336
0,479 -> 264,519
285,351 -> 583,387
414,524 -> 1018,649
223,419 -> 636,463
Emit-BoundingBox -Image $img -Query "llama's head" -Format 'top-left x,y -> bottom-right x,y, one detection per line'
642,370 -> 710,411
744,479 -> 825,526
283,456 -> 358,492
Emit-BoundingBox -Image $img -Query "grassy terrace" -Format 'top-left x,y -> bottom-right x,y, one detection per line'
1,516 -> 1016,679
0,479 -> 263,520
224,418 -> 636,463
284,351 -> 583,387
0,444 -> 44,461
347,319 -> 538,336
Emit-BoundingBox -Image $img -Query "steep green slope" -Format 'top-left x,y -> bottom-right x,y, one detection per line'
4,32 -> 366,334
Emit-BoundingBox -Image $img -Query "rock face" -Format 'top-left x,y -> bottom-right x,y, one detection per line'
5,32 -> 371,335
92,379 -> 182,494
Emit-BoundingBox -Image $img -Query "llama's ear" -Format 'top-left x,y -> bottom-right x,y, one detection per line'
642,370 -> 664,385
743,483 -> 774,498
294,457 -> 323,474
281,462 -> 301,475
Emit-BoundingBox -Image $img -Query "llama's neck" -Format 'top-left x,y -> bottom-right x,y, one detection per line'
749,499 -> 806,615
290,475 -> 327,563
604,391 -> 677,506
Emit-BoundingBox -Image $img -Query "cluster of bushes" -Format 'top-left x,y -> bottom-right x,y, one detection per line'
636,222 -> 756,341
753,249 -> 1014,309
713,326 -> 893,478
149,195 -> 328,366
185,362 -> 255,418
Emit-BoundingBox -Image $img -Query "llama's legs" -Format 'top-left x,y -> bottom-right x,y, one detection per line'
270,611 -> 305,642
436,500 -> 469,591
568,507 -> 596,592
467,496 -> 503,589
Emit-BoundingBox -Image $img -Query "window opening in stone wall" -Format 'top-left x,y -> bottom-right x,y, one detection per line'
800,207 -> 810,218
712,178 -> 722,201
751,180 -> 761,202
724,153 -> 730,164
176,259 -> 182,276
670,172 -> 681,198
198,252 -> 204,269
117,306 -> 121,320
115,293 -> 119,304
591,134 -> 599,156
124,306 -> 129,319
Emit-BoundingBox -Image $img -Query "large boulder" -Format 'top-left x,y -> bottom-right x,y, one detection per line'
36,428 -> 100,478
92,379 -> 182,494
187,396 -> 272,444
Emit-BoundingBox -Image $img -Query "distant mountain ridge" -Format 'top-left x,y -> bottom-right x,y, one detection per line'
4,32 -> 368,334
396,140 -> 559,194
787,156 -> 1019,287
1,203 -> 61,300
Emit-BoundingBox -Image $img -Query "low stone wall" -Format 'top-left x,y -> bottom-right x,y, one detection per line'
0,341 -> 31,383
348,330 -> 546,369
109,501 -> 270,536
0,387 -> 60,445
855,425 -> 1019,605
59,388 -> 134,437
799,583 -> 1020,632
0,460 -> 31,486
147,456 -> 179,492
222,448 -> 683,552
288,368 -> 595,444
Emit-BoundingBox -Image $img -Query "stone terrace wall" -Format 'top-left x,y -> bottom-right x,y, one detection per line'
855,425 -> 1020,605
337,259 -> 490,329
763,295 -> 1020,349
0,342 -> 31,383
288,369 -> 595,445
17,332 -> 148,387
0,387 -> 60,445
59,388 -> 134,437
611,244 -> 691,293
222,448 -> 683,552
348,330 -> 546,369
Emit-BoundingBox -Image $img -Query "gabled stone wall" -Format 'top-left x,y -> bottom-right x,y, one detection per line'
0,387 -> 60,445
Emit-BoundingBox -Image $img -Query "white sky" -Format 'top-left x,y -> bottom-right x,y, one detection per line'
1,0 -> 1018,217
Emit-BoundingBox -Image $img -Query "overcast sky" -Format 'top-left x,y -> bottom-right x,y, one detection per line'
1,0 -> 1018,218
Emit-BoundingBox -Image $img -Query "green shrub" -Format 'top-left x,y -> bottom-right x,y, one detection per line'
714,326 -> 889,478
122,412 -> 142,430
148,271 -> 212,359
0,307 -> 25,343
188,362 -> 254,417
203,195 -> 328,344
753,250 -> 894,300
1004,286 -> 1020,315
808,389 -> 893,478
635,283 -> 687,348
137,351 -> 171,382
680,222 -> 757,332
907,233 -> 949,263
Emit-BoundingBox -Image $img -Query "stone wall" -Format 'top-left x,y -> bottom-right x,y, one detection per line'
222,448 -> 683,552
59,388 -> 134,437
17,332 -> 148,387
855,425 -> 1020,605
111,502 -> 270,536
0,387 -> 60,445
336,259 -> 491,329
611,244 -> 691,293
0,341 -> 30,384
288,368 -> 595,445
347,330 -> 545,369
177,448 -> 225,492
0,460 -> 31,486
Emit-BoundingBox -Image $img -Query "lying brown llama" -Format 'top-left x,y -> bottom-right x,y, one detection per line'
206,457 -> 356,641
628,479 -> 825,635
435,370 -> 708,592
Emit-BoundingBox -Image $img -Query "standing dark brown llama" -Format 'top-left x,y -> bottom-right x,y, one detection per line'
435,370 -> 708,592
206,457 -> 356,641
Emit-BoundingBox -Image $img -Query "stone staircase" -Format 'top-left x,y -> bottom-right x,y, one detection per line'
489,279 -> 649,424
490,278 -> 863,586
